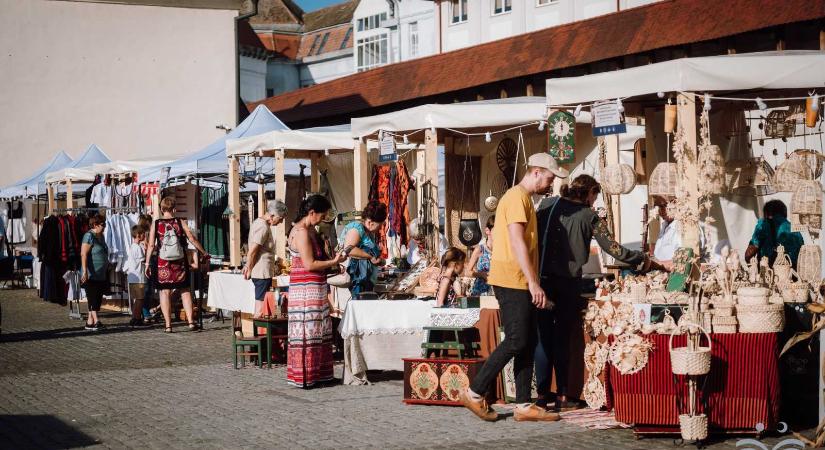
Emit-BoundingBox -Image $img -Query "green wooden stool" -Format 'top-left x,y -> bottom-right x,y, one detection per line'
421,326 -> 480,359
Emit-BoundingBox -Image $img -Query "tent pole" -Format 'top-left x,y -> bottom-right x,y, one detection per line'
354,141 -> 369,211
310,153 -> 320,193
274,150 -> 286,260
424,128 -> 440,256
257,183 -> 265,219
228,156 -> 241,268
47,183 -> 55,215
606,134 -> 621,238
65,179 -> 73,213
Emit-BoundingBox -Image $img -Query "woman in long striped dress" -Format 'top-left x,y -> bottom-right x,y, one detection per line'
287,195 -> 344,388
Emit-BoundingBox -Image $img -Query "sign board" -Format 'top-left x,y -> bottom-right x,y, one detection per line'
379,135 -> 398,162
592,100 -> 627,136
547,110 -> 575,163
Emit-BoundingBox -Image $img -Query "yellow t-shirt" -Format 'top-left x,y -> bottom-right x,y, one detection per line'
487,185 -> 538,290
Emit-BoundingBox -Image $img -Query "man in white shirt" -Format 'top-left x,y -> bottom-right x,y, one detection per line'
243,200 -> 287,318
651,196 -> 705,269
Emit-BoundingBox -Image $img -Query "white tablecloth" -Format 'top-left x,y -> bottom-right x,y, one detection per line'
207,271 -> 257,314
340,299 -> 435,385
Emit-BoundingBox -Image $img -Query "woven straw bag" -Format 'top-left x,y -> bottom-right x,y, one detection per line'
679,414 -> 708,441
649,163 -> 678,197
792,149 -> 823,179
669,325 -> 712,376
737,303 -> 784,333
791,180 -> 823,232
736,286 -> 769,306
711,315 -> 737,334
797,245 -> 821,284
774,157 -> 812,192
781,282 -> 809,303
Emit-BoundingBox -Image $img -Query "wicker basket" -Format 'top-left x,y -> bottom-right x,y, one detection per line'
711,315 -> 738,334
736,286 -> 769,306
765,110 -> 795,139
781,282 -> 809,303
774,157 -> 812,192
669,325 -> 712,376
792,149 -> 823,179
791,180 -> 823,232
712,305 -> 735,317
602,163 -> 637,195
649,163 -> 678,198
726,158 -> 775,196
737,303 -> 785,333
797,245 -> 821,284
679,414 -> 709,441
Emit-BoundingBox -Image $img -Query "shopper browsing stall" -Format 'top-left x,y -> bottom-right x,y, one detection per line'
744,199 -> 803,267
460,152 -> 567,423
126,225 -> 148,327
243,200 -> 286,318
534,174 -> 665,412
80,214 -> 109,331
339,201 -> 386,295
466,215 -> 494,296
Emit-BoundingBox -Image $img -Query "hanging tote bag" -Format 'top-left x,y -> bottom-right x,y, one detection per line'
159,219 -> 185,261
458,137 -> 483,247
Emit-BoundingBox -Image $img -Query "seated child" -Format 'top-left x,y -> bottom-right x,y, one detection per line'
436,247 -> 466,307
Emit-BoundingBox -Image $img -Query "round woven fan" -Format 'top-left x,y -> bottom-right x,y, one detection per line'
496,137 -> 518,184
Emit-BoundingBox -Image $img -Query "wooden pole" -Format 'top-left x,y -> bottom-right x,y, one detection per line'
47,183 -> 55,214
424,128 -> 440,239
257,182 -> 266,218
644,107 -> 661,246
65,179 -> 73,212
676,92 -> 700,253
274,150 -> 286,260
606,134 -> 621,239
310,153 -> 320,193
353,141 -> 369,211
228,156 -> 241,267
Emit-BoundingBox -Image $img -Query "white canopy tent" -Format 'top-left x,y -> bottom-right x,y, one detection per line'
226,124 -> 354,156
0,150 -> 73,199
545,51 -> 825,106
91,156 -> 181,176
44,144 -> 112,184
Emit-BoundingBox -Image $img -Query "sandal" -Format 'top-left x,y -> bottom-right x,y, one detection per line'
164,327 -> 173,333
188,322 -> 200,331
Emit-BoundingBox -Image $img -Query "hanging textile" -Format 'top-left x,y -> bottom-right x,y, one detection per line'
200,184 -> 227,260
367,161 -> 412,259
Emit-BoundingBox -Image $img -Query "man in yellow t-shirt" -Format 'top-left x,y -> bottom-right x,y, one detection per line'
460,152 -> 568,423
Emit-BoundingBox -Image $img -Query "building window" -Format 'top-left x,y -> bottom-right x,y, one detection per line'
536,0 -> 558,5
308,34 -> 320,55
356,33 -> 388,71
409,22 -> 419,58
357,13 -> 388,32
266,88 -> 274,98
450,0 -> 468,24
493,0 -> 512,15
316,32 -> 330,55
340,27 -> 353,50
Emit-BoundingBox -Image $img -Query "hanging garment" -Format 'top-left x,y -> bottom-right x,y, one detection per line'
200,185 -> 227,259
62,270 -> 85,301
7,201 -> 27,244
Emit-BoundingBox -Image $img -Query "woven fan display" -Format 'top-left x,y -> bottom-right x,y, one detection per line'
496,137 -> 518,186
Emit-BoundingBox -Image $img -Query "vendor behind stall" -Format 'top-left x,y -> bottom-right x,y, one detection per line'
744,199 -> 803,267
535,174 -> 665,412
339,201 -> 387,295
407,218 -> 448,265
651,195 -> 706,269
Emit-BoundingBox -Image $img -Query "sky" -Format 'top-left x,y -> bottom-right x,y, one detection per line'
295,0 -> 341,12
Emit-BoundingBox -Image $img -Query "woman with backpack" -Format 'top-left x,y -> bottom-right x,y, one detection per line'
144,196 -> 209,333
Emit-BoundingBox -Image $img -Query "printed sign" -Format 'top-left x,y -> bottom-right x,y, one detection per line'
379,135 -> 398,162
547,110 -> 576,163
592,100 -> 627,136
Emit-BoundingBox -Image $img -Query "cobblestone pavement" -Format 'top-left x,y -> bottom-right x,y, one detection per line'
0,288 -> 797,449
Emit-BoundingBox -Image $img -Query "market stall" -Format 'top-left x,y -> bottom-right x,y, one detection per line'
544,51 -> 825,440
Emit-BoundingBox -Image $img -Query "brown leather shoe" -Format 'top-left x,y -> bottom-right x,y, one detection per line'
514,404 -> 562,422
459,390 -> 498,422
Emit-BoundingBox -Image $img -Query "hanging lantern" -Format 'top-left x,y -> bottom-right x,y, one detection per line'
664,104 -> 677,133
791,149 -> 824,180
764,110 -> 794,139
797,245 -> 821,285
773,157 -> 812,192
791,179 -> 823,234
649,162 -> 678,198
601,164 -> 637,195
806,97 -> 819,128
725,158 -> 775,196
698,144 -> 725,195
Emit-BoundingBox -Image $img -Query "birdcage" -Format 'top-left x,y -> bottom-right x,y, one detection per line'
791,149 -> 823,179
726,158 -> 775,196
764,110 -> 795,139
698,144 -> 725,195
649,162 -> 678,198
601,164 -> 637,195
797,244 -> 821,285
773,157 -> 812,192
791,179 -> 823,233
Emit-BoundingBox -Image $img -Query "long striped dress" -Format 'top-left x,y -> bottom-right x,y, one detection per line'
286,229 -> 334,388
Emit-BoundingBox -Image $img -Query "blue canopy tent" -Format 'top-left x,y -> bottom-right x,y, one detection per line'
0,151 -> 73,199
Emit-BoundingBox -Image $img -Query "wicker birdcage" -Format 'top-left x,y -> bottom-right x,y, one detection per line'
698,144 -> 725,195
601,164 -> 637,195
773,157 -> 812,192
797,245 -> 821,285
764,110 -> 795,139
726,158 -> 775,196
791,149 -> 824,179
649,162 -> 678,198
791,180 -> 823,233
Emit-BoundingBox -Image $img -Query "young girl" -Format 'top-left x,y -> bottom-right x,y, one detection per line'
436,247 -> 466,307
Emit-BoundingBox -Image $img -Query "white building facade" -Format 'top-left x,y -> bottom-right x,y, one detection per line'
352,0 -> 437,72
438,0 -> 661,52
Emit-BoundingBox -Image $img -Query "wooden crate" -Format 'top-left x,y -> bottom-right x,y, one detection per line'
403,357 -> 486,406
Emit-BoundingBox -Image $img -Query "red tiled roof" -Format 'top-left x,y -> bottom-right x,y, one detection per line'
302,0 -> 358,32
249,0 -> 303,26
296,24 -> 353,59
256,31 -> 302,59
249,0 -> 825,124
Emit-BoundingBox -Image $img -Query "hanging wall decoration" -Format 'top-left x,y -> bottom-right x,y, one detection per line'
649,163 -> 678,198
792,149 -> 824,180
496,137 -> 518,186
773,157 -> 812,192
726,158 -> 776,196
548,110 -> 576,163
764,110 -> 795,139
791,179 -> 823,235
601,164 -> 637,195
697,111 -> 725,196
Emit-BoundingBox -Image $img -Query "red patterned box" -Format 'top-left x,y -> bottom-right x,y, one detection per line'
403,358 -> 486,406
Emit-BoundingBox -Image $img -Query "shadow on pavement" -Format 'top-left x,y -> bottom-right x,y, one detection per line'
0,415 -> 98,449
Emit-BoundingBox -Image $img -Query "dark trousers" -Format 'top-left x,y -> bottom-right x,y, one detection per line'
535,275 -> 583,398
470,286 -> 537,403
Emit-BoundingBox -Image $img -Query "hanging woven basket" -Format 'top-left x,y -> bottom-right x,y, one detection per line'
601,164 -> 637,195
764,110 -> 795,139
726,158 -> 775,196
773,157 -> 812,192
792,149 -> 824,179
649,162 -> 678,198
797,244 -> 821,284
669,324 -> 712,376
679,414 -> 708,441
791,180 -> 823,233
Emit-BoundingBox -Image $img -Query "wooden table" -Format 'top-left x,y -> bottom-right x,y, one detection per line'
252,317 -> 288,368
